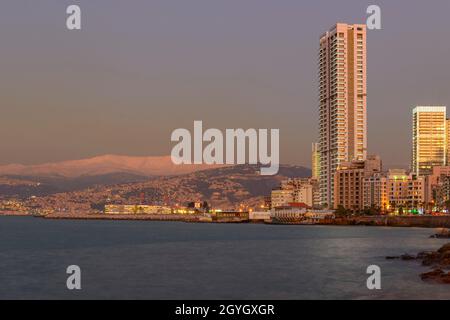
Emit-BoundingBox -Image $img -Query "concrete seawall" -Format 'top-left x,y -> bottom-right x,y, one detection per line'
330,216 -> 450,228
42,213 -> 210,222
42,213 -> 247,223
4,212 -> 450,228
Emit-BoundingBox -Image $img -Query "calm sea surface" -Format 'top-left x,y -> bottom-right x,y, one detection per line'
0,216 -> 449,299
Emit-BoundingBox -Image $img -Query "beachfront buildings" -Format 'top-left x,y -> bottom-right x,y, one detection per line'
318,23 -> 367,207
271,189 -> 294,208
270,206 -> 335,224
105,205 -> 173,214
363,172 -> 387,211
424,166 -> 450,211
271,178 -> 320,208
362,169 -> 425,214
332,154 -> 427,214
412,106 -> 447,176
333,155 -> 381,211
384,170 -> 423,214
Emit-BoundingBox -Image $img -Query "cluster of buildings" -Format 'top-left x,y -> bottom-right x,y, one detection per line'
305,23 -> 450,215
104,203 -> 268,223
7,22 -> 448,221
270,178 -> 319,209
105,204 -> 174,215
0,200 -> 26,213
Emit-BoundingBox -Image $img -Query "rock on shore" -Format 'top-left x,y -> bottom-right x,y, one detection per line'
386,243 -> 450,284
420,269 -> 450,284
430,228 -> 450,239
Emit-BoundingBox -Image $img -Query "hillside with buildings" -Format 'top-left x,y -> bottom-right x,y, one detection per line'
0,165 -> 310,214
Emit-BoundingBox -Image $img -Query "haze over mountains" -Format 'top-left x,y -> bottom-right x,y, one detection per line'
0,154 -> 224,178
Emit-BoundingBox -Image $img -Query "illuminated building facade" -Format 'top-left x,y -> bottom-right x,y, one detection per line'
412,106 -> 446,176
363,169 -> 425,214
424,166 -> 450,211
447,119 -> 450,166
270,189 -> 294,208
363,172 -> 388,211
386,169 -> 424,214
319,23 -> 367,207
333,155 -> 381,211
312,142 -> 320,180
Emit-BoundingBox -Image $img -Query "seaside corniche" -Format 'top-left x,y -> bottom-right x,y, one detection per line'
3,212 -> 450,228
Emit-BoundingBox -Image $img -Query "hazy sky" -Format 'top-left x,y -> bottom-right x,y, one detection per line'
1,0 -> 450,168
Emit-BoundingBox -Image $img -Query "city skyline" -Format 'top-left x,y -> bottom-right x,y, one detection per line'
1,1 -> 450,170
2,1 -> 450,303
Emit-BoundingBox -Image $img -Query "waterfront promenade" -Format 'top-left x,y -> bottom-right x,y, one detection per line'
2,211 -> 450,228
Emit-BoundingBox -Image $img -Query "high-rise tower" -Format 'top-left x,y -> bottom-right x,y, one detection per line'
318,23 -> 367,207
412,106 -> 447,176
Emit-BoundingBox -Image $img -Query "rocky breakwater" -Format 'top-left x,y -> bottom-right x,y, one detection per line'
386,243 -> 450,284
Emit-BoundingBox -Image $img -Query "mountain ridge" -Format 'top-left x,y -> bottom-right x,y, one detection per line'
0,154 -> 226,178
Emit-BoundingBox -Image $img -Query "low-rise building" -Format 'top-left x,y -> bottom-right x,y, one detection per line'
386,169 -> 424,214
104,205 -> 172,215
334,155 -> 382,211
363,169 -> 425,214
270,205 -> 334,224
424,166 -> 450,211
363,172 -> 388,211
211,211 -> 249,222
249,211 -> 271,222
271,189 -> 294,208
271,178 -> 320,209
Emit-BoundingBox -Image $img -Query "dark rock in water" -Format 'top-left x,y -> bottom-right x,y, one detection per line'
400,254 -> 416,261
421,269 -> 450,284
394,243 -> 450,284
438,243 -> 450,253
439,251 -> 450,268
430,229 -> 450,239
416,251 -> 433,259
386,256 -> 400,260
422,252 -> 442,266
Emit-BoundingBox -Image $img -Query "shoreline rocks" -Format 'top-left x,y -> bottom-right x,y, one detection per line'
420,269 -> 450,284
387,243 -> 450,284
429,228 -> 450,239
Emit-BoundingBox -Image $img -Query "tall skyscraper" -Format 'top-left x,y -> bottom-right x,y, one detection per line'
311,142 -> 320,179
412,106 -> 447,176
446,119 -> 450,166
318,23 -> 367,207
